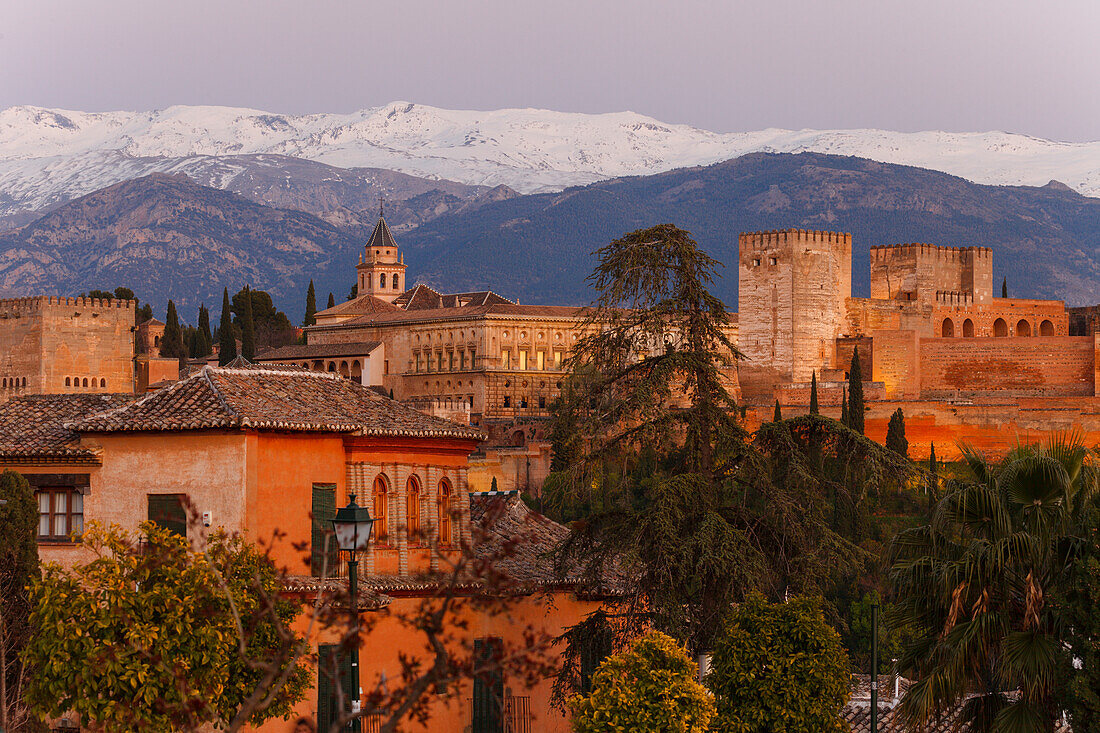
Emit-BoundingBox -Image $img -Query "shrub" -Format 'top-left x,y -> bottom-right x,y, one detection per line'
570,630 -> 714,733
707,594 -> 850,733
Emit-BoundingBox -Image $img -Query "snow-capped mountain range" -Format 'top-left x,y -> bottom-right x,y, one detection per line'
3,101 -> 1100,224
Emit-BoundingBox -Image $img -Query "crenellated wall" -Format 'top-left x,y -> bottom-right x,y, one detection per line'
869,244 -> 993,305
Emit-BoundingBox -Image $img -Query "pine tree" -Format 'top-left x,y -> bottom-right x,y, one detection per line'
773,400 -> 782,422
885,408 -> 908,457
239,287 -> 256,361
162,300 -> 187,366
218,288 -> 237,366
840,388 -> 849,426
809,371 -> 819,415
1002,277 -> 1008,298
848,347 -> 865,434
304,280 -> 317,326
327,293 -> 335,309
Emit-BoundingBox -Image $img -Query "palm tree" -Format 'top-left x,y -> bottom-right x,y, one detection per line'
889,434 -> 1098,732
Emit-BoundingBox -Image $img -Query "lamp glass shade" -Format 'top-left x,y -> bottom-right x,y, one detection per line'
331,498 -> 375,553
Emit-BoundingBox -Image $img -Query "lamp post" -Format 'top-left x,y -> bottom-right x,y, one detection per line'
870,601 -> 879,733
332,494 -> 375,733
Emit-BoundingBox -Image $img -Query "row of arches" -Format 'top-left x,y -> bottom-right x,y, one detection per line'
371,474 -> 454,545
1,377 -> 26,390
288,359 -> 365,382
64,377 -> 108,388
941,317 -> 1055,338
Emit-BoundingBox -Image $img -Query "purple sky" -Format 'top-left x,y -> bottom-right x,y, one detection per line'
3,0 -> 1099,141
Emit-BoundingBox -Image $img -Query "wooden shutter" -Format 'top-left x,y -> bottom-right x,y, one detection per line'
317,644 -> 337,733
148,494 -> 187,537
311,484 -> 337,577
472,637 -> 503,733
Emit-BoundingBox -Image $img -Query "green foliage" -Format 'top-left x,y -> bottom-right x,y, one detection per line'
24,523 -> 310,731
490,477 -> 498,491
890,436 -> 1098,732
707,594 -> 850,733
218,287 -> 237,365
1,471 -> 39,732
885,408 -> 908,457
137,302 -> 154,324
1063,502 -> 1100,729
570,631 -> 714,733
847,347 -> 864,434
772,400 -> 782,423
161,300 -> 188,366
927,443 -> 938,514
233,287 -> 295,354
840,389 -> 848,426
347,282 -> 359,301
0,470 -> 37,581
191,304 -> 213,357
235,287 -> 255,360
1003,276 -> 1008,298
327,292 -> 335,309
304,279 -> 317,326
809,371 -> 819,415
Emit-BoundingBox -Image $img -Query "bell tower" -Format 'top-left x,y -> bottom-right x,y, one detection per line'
356,202 -> 407,303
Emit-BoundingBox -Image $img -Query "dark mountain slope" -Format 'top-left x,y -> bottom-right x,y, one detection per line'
0,173 -> 359,315
398,152 -> 1100,306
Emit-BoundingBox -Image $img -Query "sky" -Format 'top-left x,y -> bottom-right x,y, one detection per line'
2,0 -> 1099,142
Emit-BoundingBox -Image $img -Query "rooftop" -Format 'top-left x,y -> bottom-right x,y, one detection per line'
314,293 -> 400,319
255,341 -> 383,361
68,366 -> 484,440
0,394 -> 134,460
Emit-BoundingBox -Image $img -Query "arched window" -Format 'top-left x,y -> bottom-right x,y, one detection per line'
372,475 -> 389,541
65,377 -> 71,387
963,318 -> 975,337
380,273 -> 387,289
100,378 -> 106,388
437,479 -> 452,545
392,274 -> 399,290
1017,319 -> 1032,337
1040,319 -> 1055,336
82,377 -> 89,387
994,318 -> 1008,337
2,378 -> 6,388
406,476 -> 421,541
941,318 -> 955,337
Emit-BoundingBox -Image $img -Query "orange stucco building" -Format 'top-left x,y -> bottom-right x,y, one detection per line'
0,365 -> 611,732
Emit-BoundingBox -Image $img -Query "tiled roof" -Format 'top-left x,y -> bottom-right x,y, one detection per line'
318,302 -> 589,330
314,293 -> 400,318
255,341 -> 383,361
392,284 -> 515,312
281,575 -> 391,610
842,676 -> 1073,732
68,366 -> 484,440
365,215 -> 399,252
0,394 -> 134,459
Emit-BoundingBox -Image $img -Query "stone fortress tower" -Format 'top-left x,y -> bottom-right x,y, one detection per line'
737,229 -> 852,397
869,243 -> 993,307
355,206 -> 407,304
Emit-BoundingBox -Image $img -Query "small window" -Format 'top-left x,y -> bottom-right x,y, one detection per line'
148,494 -> 187,537
437,352 -> 445,371
503,395 -> 511,408
538,396 -> 546,409
415,352 -> 422,372
82,378 -> 88,388
99,378 -> 106,388
406,476 -> 421,542
383,359 -> 389,375
380,273 -> 387,289
519,350 -> 528,370
437,479 -> 453,545
373,475 -> 389,542
554,351 -> 563,369
769,257 -> 777,266
449,351 -> 456,371
65,377 -> 71,387
392,274 -> 399,290
310,484 -> 337,577
37,488 -> 83,541
501,350 -> 510,369
752,258 -> 761,267
536,351 -> 545,370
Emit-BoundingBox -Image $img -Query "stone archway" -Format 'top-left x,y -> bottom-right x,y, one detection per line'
1040,319 -> 1054,336
994,318 -> 1008,337
963,318 -> 975,337
941,318 -> 955,337
1017,319 -> 1032,337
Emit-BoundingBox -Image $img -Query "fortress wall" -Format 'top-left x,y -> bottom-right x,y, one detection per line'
39,299 -> 135,393
0,299 -> 46,397
932,299 -> 1069,338
835,337 -> 873,377
872,330 -> 922,399
918,336 -> 1094,398
845,298 -> 935,338
869,244 -> 993,304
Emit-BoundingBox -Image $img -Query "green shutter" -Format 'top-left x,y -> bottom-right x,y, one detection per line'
318,643 -> 356,732
148,494 -> 187,537
472,637 -> 503,733
311,484 -> 337,577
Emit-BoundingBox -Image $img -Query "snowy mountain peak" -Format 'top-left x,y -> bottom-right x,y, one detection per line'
1,102 -> 1099,227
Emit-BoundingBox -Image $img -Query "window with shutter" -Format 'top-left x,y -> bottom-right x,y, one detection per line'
147,494 -> 187,537
472,637 -> 503,733
311,484 -> 337,577
317,643 -> 358,733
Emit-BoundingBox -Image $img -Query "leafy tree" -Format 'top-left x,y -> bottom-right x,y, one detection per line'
24,522 -> 310,731
0,471 -> 39,732
890,437 -> 1098,732
772,400 -> 782,423
113,287 -> 135,301
304,279 -> 317,326
161,300 -> 188,366
707,593 -> 850,733
1064,501 -> 1100,729
570,631 -> 714,733
219,288 -> 238,365
809,370 -> 819,415
1002,276 -> 1008,298
81,289 -> 116,300
328,292 -> 336,309
347,283 -> 359,301
847,347 -> 865,434
233,287 -> 294,353
885,408 -> 908,457
137,302 -> 154,323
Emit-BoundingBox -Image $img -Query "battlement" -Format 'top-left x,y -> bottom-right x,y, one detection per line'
0,296 -> 136,312
936,291 -> 975,307
870,244 -> 993,261
739,229 -> 852,250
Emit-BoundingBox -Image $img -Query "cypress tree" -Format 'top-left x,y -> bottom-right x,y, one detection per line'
773,400 -> 782,422
328,293 -> 336,309
885,408 -> 908,457
809,371 -> 819,415
218,288 -> 237,365
198,304 -> 212,344
840,388 -> 849,426
304,279 -> 317,326
927,443 -> 939,513
848,347 -> 865,434
190,304 -> 212,357
162,300 -> 187,366
240,286 -> 256,361
1002,277 -> 1008,298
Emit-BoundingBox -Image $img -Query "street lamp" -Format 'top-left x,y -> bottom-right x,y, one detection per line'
332,494 -> 375,732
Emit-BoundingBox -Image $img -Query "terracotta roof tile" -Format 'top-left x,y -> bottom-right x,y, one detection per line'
0,394 -> 135,459
255,341 -> 383,361
314,293 -> 400,318
281,575 -> 391,610
316,302 -> 589,330
69,366 -> 484,440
